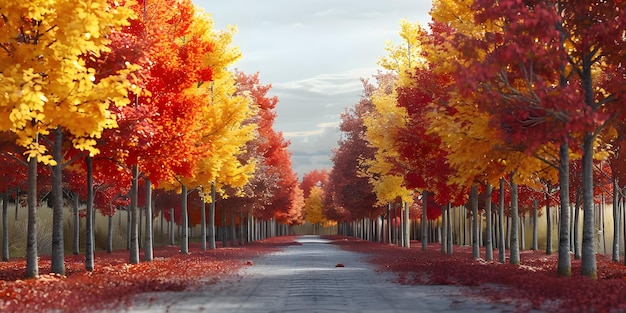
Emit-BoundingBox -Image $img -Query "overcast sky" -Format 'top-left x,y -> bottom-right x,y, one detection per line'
194,0 -> 433,179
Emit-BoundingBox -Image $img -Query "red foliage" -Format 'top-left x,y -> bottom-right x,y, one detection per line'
329,236 -> 626,313
300,169 -> 329,199
0,237 -> 298,312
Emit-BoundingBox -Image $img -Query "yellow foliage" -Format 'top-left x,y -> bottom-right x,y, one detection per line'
0,0 -> 136,161
304,186 -> 328,225
170,11 -> 257,198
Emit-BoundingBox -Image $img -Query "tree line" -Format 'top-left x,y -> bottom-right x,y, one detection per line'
317,0 -> 626,279
0,0 -> 304,278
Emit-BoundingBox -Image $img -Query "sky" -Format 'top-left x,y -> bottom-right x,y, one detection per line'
194,0 -> 433,179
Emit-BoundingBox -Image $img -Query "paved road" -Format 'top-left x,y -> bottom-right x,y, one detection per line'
120,236 -> 518,313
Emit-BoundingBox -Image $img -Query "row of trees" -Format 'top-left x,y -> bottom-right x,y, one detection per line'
321,0 -> 626,279
0,0 -> 304,278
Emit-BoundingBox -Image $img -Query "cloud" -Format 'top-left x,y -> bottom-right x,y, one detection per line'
285,123 -> 340,178
201,0 -> 434,180
274,68 -> 375,96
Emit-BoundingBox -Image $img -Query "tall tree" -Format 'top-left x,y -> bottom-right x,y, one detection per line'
0,0 -> 136,276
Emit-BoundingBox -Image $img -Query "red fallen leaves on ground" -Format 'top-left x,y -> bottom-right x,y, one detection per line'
327,235 -> 626,313
0,236 -> 299,313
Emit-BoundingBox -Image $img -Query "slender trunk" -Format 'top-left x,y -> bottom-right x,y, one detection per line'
107,214 -> 113,253
485,184 -> 493,261
546,190 -> 552,255
2,193 -> 9,261
441,205 -> 447,254
221,202 -> 227,247
532,200 -> 538,250
200,191 -> 207,251
230,209 -> 236,247
126,208 -> 130,250
581,133 -> 597,278
404,202 -> 410,248
160,205 -> 164,239
129,165 -> 139,264
138,206 -> 142,248
25,156 -> 38,278
85,156 -> 94,271
446,204 -> 453,254
73,193 -> 79,255
209,183 -> 216,249
519,215 -> 526,251
181,185 -> 189,254
574,190 -> 581,259
623,194 -> 626,265
239,211 -> 244,245
557,140 -> 572,276
169,208 -> 175,246
471,185 -> 479,259
14,188 -> 19,222
386,203 -> 391,244
144,179 -> 153,261
510,175 -> 520,265
422,190 -> 428,251
51,126 -> 65,275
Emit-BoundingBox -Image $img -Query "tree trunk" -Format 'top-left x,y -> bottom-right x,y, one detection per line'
209,182 -> 216,249
532,199 -> 538,251
557,140 -> 572,276
581,133 -> 597,278
230,209 -> 236,247
623,194 -> 626,265
25,156 -> 38,278
144,179 -> 153,261
384,204 -> 390,243
73,193 -> 79,255
574,190 -> 581,259
446,204 -> 453,254
181,185 -> 189,254
421,190 -> 428,251
200,190 -> 207,251
85,156 -> 94,271
107,214 -> 113,253
498,178 -> 506,263
221,201 -> 227,247
519,215 -> 526,251
471,185 -> 479,259
51,126 -> 65,276
169,207 -> 175,246
126,208 -> 130,250
14,188 -> 19,222
239,211 -> 244,245
2,193 -> 9,261
510,175 -> 520,265
441,205 -> 447,254
546,189 -> 552,255
129,165 -> 140,264
485,184 -> 493,261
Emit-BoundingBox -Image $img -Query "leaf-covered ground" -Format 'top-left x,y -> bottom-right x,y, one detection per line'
327,236 -> 626,313
2,236 -> 625,312
0,237 -> 299,313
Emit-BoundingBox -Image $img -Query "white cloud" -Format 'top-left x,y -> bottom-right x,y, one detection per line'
199,0 -> 433,179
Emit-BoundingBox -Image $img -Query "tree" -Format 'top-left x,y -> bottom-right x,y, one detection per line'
464,0 -> 626,278
304,186 -> 328,232
0,0 -> 136,276
326,79 -> 379,231
301,169 -> 329,199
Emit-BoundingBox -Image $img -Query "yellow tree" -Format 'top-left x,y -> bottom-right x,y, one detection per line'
0,0 -> 136,277
166,10 -> 257,252
304,186 -> 329,234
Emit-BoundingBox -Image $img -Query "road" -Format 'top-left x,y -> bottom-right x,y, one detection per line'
118,235 -> 519,313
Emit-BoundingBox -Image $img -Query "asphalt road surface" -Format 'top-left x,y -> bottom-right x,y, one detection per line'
118,235 -> 523,313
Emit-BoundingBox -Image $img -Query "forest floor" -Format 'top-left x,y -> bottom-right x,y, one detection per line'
0,236 -> 625,312
329,236 -> 626,312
